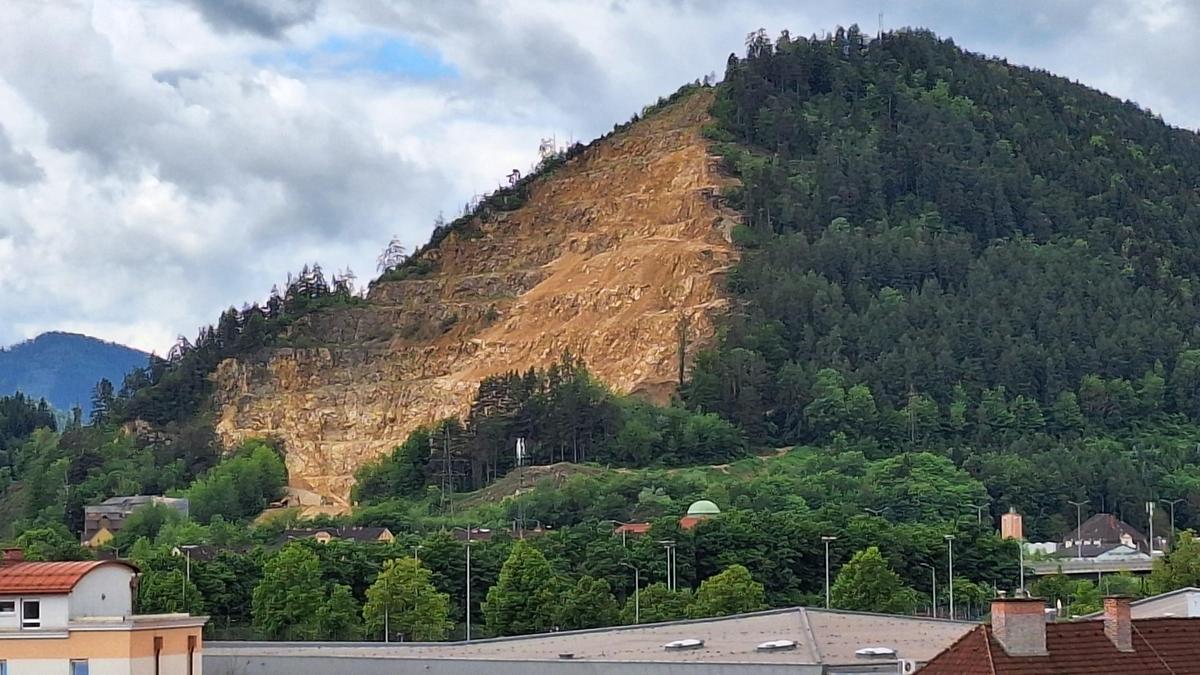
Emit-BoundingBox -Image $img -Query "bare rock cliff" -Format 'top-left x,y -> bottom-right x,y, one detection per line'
211,89 -> 738,505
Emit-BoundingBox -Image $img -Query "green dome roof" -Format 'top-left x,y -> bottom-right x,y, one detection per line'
687,500 -> 721,516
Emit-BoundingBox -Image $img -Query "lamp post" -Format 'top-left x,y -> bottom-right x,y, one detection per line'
657,540 -> 677,591
174,545 -> 198,611
967,503 -> 989,526
821,536 -> 837,609
1146,501 -> 1157,555
412,544 -> 423,562
620,562 -> 640,624
1018,538 -> 1025,594
465,536 -> 476,641
944,535 -> 955,620
919,563 -> 937,618
1160,498 -> 1184,548
1067,500 -> 1088,561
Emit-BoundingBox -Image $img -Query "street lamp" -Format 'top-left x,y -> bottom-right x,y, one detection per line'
821,536 -> 837,609
465,537 -> 477,641
174,545 -> 199,611
657,540 -> 677,591
1160,498 -> 1184,548
967,503 -> 989,526
412,544 -> 423,562
919,563 -> 937,618
1017,537 -> 1025,594
1067,500 -> 1088,561
1146,501 -> 1156,555
944,535 -> 955,620
620,562 -> 640,624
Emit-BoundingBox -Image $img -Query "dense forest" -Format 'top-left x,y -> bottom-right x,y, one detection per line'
6,27 -> 1200,641
686,26 -> 1200,531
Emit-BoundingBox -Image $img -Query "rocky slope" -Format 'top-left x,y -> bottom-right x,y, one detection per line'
211,89 -> 738,505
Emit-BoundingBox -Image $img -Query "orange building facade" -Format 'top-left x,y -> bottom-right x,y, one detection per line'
0,550 -> 207,675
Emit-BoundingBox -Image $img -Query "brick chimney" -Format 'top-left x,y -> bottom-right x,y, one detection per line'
991,595 -> 1047,656
1,548 -> 24,566
1104,596 -> 1133,652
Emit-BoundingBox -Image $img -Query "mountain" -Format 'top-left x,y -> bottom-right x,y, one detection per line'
116,28 -> 1200,523
0,332 -> 150,414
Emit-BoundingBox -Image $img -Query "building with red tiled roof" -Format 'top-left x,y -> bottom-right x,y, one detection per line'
0,558 -> 137,594
920,594 -> 1200,674
0,548 -> 208,675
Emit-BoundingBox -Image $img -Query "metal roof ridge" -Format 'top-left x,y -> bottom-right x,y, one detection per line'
795,606 -> 822,663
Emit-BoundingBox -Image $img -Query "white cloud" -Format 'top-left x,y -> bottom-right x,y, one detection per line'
0,0 -> 1196,353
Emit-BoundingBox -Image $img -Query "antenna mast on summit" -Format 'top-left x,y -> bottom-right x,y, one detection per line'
878,12 -> 883,40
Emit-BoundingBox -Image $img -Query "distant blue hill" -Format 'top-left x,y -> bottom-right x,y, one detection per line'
0,332 -> 151,415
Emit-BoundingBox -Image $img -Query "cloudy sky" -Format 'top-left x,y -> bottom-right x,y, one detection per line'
0,0 -> 1197,353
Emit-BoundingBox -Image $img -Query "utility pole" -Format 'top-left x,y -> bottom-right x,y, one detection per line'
821,536 -> 837,609
944,535 -> 955,620
1160,498 -> 1184,548
1068,500 -> 1088,561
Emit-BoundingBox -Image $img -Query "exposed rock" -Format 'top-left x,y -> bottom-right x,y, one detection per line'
211,89 -> 738,507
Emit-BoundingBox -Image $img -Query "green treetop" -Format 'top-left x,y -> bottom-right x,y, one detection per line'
363,557 -> 452,641
1149,530 -> 1200,594
555,575 -> 621,630
251,544 -> 326,640
688,564 -> 766,618
830,546 -> 918,614
482,541 -> 561,636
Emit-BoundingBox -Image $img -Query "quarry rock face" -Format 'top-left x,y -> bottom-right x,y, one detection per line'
211,90 -> 738,506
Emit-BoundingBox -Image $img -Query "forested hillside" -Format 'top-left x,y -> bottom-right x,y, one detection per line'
686,27 -> 1200,528
8,27 -> 1200,641
0,332 -> 149,415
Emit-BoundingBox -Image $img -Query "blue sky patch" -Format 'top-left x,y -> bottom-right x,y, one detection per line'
258,33 -> 457,80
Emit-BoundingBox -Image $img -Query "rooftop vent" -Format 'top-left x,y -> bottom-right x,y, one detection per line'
756,639 -> 798,652
855,646 -> 897,658
558,653 -> 575,660
663,638 -> 705,651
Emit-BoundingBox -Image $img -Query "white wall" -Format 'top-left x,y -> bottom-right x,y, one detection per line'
0,658 -> 130,675
71,566 -> 135,618
0,596 -> 18,631
0,594 -> 70,630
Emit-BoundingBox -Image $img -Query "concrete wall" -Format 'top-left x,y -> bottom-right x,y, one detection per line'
205,654 -> 821,675
72,566 -> 135,618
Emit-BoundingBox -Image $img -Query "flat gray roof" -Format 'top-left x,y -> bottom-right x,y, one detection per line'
208,607 -> 974,666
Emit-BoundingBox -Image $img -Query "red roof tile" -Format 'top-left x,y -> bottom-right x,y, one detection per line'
920,618 -> 1200,675
613,523 -> 652,535
0,560 -> 137,595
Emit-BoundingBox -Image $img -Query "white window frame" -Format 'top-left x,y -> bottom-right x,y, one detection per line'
1,658 -> 7,675
70,659 -> 90,675
0,600 -> 14,615
21,599 -> 41,629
